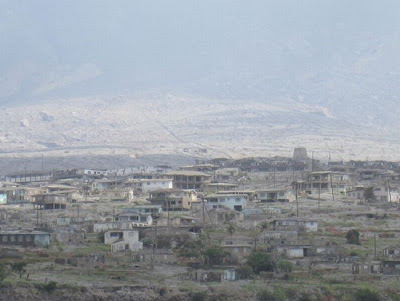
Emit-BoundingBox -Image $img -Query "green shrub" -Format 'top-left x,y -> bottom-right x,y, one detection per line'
191,291 -> 207,301
0,263 -> 8,282
256,289 -> 274,301
41,281 -> 58,293
276,260 -> 293,273
236,265 -> 252,279
346,230 -> 360,245
97,231 -> 105,243
247,251 -> 275,273
354,288 -> 380,301
140,237 -> 154,248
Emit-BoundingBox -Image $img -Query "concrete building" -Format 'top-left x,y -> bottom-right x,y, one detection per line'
124,179 -> 173,193
270,218 -> 318,232
32,193 -> 68,210
256,188 -> 296,202
114,212 -> 153,226
297,171 -> 349,196
0,230 -> 50,248
204,194 -> 247,211
104,229 -> 142,252
160,170 -> 212,190
147,188 -> 197,211
122,205 -> 163,217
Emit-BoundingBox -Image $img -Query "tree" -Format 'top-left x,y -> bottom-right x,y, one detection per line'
276,260 -> 293,273
0,263 -> 8,282
246,251 -> 275,273
364,187 -> 375,202
202,246 -> 229,265
346,229 -> 360,245
11,262 -> 27,279
226,223 -> 236,238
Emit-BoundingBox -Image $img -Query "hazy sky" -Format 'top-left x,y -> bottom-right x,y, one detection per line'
1,0 -> 400,111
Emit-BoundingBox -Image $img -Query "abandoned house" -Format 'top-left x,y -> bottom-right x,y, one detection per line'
204,194 -> 247,211
383,246 -> 400,259
0,230 -> 51,248
104,229 -> 143,252
381,260 -> 400,275
270,218 -> 318,232
121,205 -> 163,217
147,188 -> 197,211
160,170 -> 212,190
114,212 -> 153,226
32,193 -> 68,210
352,261 -> 381,274
256,188 -> 296,202
296,171 -> 349,195
124,178 -> 173,193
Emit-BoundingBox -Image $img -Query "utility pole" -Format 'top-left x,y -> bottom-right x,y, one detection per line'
202,199 -> 205,225
166,194 -> 170,227
296,182 -> 299,217
374,234 -> 377,260
151,222 -> 157,271
318,182 -> 321,211
330,174 -> 335,202
41,154 -> 44,181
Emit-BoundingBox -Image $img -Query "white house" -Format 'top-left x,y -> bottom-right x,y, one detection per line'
129,179 -> 173,193
104,229 -> 142,253
204,194 -> 247,211
256,188 -> 296,202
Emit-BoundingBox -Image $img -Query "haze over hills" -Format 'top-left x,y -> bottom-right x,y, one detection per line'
1,0 -> 400,168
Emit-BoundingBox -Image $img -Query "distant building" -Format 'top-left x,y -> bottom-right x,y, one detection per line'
160,171 -> 212,190
270,218 -> 318,232
296,171 -> 349,195
32,193 -> 68,210
0,230 -> 50,248
5,171 -> 51,184
124,178 -> 173,193
204,194 -> 247,211
256,188 -> 295,202
104,229 -> 142,252
147,188 -> 197,211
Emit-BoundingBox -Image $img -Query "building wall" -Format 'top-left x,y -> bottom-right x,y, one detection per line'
104,229 -> 139,245
141,180 -> 173,193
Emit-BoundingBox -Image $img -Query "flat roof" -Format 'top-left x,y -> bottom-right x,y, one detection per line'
164,170 -> 211,177
0,230 -> 50,235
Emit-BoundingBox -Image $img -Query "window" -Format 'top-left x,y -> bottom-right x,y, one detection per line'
235,198 -> 241,202
110,232 -> 120,237
17,235 -> 23,242
10,235 -> 15,242
2,236 -> 7,242
374,188 -> 381,191
26,235 -> 31,242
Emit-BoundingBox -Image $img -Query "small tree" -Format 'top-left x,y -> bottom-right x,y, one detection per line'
364,187 -> 375,202
276,260 -> 293,273
346,229 -> 360,245
11,262 -> 27,279
202,246 -> 228,265
247,251 -> 275,273
0,263 -> 8,282
226,223 -> 236,239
